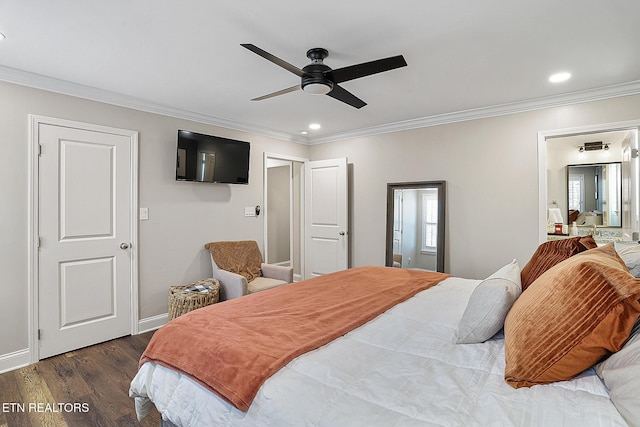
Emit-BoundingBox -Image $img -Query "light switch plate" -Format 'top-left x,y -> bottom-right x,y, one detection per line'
244,207 -> 256,217
140,207 -> 149,221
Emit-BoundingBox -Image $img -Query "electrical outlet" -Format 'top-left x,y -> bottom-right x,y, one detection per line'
139,208 -> 149,221
244,207 -> 256,217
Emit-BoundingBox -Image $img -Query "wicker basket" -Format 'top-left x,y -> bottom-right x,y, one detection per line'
168,278 -> 220,320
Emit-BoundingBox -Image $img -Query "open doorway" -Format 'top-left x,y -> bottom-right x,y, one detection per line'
538,120 -> 640,244
264,153 -> 306,281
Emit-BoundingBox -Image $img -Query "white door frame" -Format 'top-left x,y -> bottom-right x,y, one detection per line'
538,119 -> 640,244
263,152 -> 308,281
27,115 -> 139,363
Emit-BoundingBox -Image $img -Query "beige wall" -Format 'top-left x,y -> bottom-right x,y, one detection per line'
309,94 -> 640,279
0,81 -> 308,358
3,78 -> 640,366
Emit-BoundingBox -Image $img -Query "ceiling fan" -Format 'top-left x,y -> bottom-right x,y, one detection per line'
241,44 -> 407,109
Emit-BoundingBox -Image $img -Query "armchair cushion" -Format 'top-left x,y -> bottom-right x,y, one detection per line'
248,277 -> 289,294
205,241 -> 263,282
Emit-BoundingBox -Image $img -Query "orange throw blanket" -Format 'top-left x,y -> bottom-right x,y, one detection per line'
140,266 -> 449,411
204,241 -> 263,282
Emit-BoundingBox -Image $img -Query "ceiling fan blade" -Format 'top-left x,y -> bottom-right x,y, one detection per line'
327,84 -> 367,109
241,44 -> 305,77
251,84 -> 300,101
331,55 -> 407,84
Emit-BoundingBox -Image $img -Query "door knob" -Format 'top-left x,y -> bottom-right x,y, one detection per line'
120,243 -> 130,250
339,231 -> 345,236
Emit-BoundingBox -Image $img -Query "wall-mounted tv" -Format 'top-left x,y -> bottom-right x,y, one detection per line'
176,130 -> 250,184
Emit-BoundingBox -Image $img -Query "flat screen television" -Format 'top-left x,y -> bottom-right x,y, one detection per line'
176,130 -> 250,184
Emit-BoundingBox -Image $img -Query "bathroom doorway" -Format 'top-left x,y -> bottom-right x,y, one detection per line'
264,153 -> 306,281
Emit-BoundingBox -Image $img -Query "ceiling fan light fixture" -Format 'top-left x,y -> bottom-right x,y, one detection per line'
302,81 -> 332,95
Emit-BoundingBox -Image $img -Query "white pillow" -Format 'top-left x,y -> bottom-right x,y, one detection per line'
595,331 -> 640,427
456,260 -> 522,344
615,243 -> 640,278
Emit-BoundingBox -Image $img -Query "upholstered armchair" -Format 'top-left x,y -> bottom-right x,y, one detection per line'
204,240 -> 293,300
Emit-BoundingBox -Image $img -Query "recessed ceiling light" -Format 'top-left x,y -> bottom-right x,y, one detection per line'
300,131 -> 308,135
308,123 -> 321,130
549,72 -> 571,83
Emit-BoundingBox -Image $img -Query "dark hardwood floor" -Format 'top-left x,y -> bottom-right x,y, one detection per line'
0,331 -> 161,427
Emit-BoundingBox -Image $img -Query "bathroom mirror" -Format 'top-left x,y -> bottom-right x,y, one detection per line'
567,162 -> 621,227
386,181 -> 446,272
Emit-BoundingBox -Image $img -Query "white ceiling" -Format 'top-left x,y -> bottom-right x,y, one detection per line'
1,1 -> 640,144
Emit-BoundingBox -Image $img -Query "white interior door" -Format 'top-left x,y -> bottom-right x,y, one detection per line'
37,119 -> 136,359
304,158 -> 348,279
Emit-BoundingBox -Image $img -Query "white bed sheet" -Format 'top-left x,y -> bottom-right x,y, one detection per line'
130,277 -> 628,427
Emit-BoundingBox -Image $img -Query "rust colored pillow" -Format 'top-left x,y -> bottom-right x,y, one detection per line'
504,243 -> 640,388
579,234 -> 598,250
520,237 -> 587,291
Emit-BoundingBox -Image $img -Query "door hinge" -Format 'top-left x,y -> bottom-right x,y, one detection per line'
37,236 -> 41,248
38,329 -> 41,340
38,144 -> 42,156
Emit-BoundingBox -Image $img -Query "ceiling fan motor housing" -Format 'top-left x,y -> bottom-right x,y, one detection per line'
301,48 -> 334,94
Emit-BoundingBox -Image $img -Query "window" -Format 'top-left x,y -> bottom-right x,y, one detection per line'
421,190 -> 438,252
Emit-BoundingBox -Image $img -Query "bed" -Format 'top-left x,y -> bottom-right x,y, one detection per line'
130,241 -> 640,427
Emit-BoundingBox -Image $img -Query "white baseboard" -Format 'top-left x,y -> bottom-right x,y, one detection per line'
0,348 -> 30,374
138,313 -> 168,334
0,316 -> 168,374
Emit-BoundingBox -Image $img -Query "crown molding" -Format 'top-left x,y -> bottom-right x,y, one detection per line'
309,80 -> 640,144
0,65 -> 308,144
2,65 -> 639,146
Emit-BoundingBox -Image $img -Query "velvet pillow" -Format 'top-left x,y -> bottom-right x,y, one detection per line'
456,260 -> 521,344
579,234 -> 598,250
504,243 -> 640,388
520,236 -> 587,291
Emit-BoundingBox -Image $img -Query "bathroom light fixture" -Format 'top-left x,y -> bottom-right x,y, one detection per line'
549,72 -> 571,83
578,141 -> 608,152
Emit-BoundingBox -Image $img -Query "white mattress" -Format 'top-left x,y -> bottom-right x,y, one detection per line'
130,277 -> 627,426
